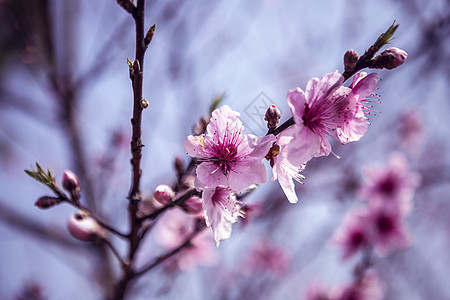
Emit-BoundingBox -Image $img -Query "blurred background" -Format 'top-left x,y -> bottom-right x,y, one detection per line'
0,0 -> 449,299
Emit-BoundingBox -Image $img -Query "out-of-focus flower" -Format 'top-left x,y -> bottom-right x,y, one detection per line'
184,105 -> 275,192
359,153 -> 421,215
305,283 -> 333,300
153,184 -> 175,205
67,211 -> 106,242
334,271 -> 385,300
180,195 -> 203,215
202,187 -> 243,246
244,239 -> 291,276
287,71 -> 377,163
374,47 -> 408,70
398,109 -> 425,155
62,169 -> 81,193
239,202 -> 263,226
270,127 -> 306,203
333,209 -> 370,259
367,205 -> 411,256
155,208 -> 217,271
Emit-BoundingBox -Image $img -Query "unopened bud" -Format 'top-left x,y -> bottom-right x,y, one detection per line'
67,211 -> 106,242
193,116 -> 209,135
62,170 -> 80,193
264,105 -> 281,130
180,195 -> 203,214
374,47 -> 407,70
174,156 -> 185,176
344,49 -> 359,72
35,196 -> 60,209
140,98 -> 149,109
153,184 -> 174,205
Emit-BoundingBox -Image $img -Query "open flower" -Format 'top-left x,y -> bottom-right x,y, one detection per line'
202,187 -> 243,246
270,127 -> 306,203
287,71 -> 378,163
184,105 -> 275,192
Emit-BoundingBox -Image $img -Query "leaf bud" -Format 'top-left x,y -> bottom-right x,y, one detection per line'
344,49 -> 359,72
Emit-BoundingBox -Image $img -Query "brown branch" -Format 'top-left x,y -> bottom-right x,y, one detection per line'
116,0 -> 136,15
133,224 -> 206,277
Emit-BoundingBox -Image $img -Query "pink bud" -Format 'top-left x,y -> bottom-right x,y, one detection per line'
344,49 -> 359,71
34,196 -> 60,209
375,47 -> 408,70
264,104 -> 281,129
62,170 -> 80,192
180,195 -> 203,214
67,211 -> 106,242
153,185 -> 175,205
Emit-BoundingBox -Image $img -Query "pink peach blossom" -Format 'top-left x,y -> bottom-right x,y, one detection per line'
202,187 -> 243,246
271,127 -> 306,203
184,105 -> 275,192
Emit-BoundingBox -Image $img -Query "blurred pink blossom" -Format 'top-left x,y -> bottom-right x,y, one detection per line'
243,239 -> 291,276
155,208 -> 217,271
359,153 -> 421,216
334,271 -> 385,300
367,205 -> 411,256
333,209 -> 370,259
184,105 -> 275,192
202,187 -> 243,246
398,109 -> 425,155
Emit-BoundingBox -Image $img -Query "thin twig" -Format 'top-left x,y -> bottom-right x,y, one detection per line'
133,225 -> 206,277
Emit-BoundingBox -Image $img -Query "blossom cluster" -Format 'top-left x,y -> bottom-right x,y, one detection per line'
184,70 -> 379,245
333,153 -> 421,258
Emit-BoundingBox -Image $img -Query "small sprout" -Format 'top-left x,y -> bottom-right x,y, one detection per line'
140,98 -> 149,109
174,156 -> 185,176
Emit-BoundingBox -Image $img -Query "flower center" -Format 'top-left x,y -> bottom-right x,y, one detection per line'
210,144 -> 238,175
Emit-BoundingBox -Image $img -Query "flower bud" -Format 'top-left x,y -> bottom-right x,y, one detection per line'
153,184 -> 175,205
374,47 -> 407,70
174,156 -> 185,176
193,116 -> 210,135
34,196 -> 60,209
180,195 -> 203,214
344,49 -> 359,72
62,170 -> 80,193
67,210 -> 106,242
264,104 -> 281,130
